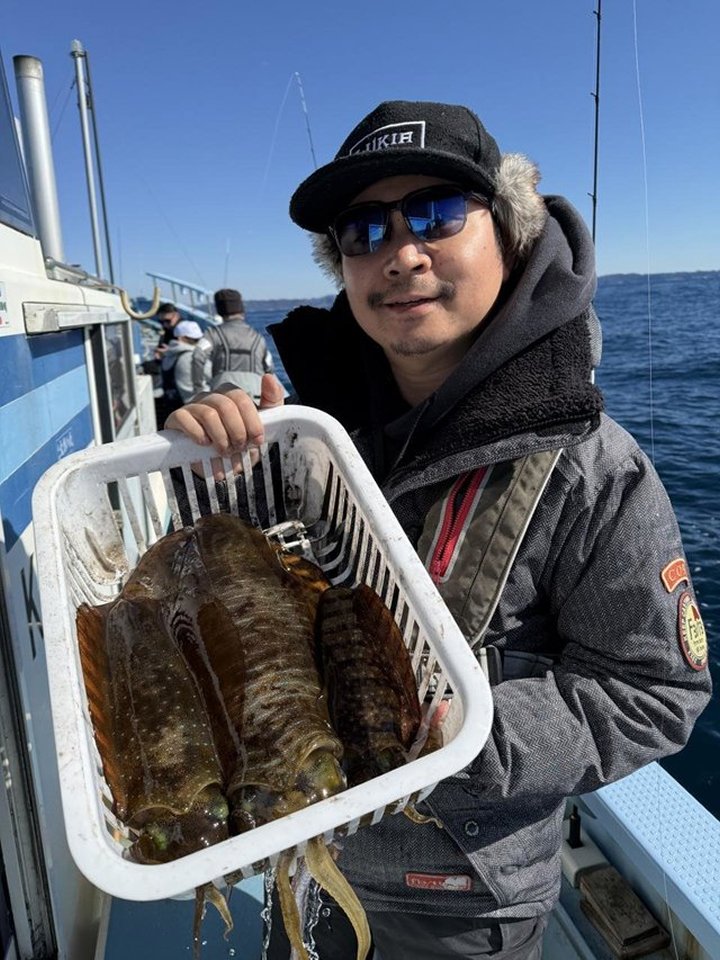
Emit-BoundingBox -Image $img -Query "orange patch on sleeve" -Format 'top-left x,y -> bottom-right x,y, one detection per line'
661,558 -> 688,593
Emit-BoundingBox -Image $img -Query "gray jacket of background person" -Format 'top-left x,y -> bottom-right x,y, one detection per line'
268,195 -> 712,921
160,340 -> 208,405
190,317 -> 274,398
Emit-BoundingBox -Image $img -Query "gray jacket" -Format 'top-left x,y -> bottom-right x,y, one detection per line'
334,413 -> 711,919
160,340 -> 202,404
191,316 -> 273,393
269,196 -> 712,919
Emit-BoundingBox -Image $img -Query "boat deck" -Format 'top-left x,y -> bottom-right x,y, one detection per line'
98,875 -> 679,960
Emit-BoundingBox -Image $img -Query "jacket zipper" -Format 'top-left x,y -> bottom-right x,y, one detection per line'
428,468 -> 487,584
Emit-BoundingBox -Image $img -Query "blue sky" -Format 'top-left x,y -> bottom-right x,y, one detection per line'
2,0 -> 718,299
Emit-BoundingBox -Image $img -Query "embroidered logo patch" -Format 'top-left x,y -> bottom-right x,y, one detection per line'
405,872 -> 472,892
677,590 -> 708,670
661,558 -> 688,593
348,121 -> 426,155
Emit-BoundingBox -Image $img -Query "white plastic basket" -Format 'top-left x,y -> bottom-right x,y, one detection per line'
32,406 -> 493,901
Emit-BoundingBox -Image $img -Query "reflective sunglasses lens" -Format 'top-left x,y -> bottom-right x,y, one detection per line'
405,188 -> 467,241
335,206 -> 387,256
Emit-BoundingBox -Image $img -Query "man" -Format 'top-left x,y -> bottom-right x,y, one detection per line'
154,301 -> 181,359
166,101 -> 711,959
190,287 -> 274,399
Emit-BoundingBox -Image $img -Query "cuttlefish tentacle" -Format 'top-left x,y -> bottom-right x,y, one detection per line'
275,851 -> 309,960
192,882 -> 234,960
402,801 -> 444,829
304,836 -> 371,960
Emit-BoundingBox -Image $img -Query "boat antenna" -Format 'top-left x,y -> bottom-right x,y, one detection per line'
294,72 -> 318,170
590,0 -> 602,243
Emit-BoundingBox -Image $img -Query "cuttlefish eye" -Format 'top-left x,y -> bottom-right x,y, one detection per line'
234,786 -> 283,826
203,791 -> 230,823
133,816 -> 178,862
296,750 -> 346,804
145,820 -> 171,852
132,786 -> 230,862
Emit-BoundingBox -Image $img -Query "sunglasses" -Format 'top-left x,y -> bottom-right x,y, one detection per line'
330,184 -> 490,257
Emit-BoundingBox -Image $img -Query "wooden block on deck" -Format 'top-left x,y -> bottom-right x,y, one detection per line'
579,865 -> 670,958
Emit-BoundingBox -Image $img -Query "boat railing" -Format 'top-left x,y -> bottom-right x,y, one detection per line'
145,271 -> 218,319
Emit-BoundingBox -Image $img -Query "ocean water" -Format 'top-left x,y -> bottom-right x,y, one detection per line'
247,270 -> 720,819
594,271 -> 719,818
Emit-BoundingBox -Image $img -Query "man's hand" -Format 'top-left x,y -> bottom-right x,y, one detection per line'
164,374 -> 285,456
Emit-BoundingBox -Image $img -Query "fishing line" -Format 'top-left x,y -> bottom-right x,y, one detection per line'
259,71 -> 318,202
50,76 -> 76,142
223,238 -> 231,288
632,6 -> 678,957
258,72 -> 295,201
133,167 -> 209,289
632,0 -> 656,467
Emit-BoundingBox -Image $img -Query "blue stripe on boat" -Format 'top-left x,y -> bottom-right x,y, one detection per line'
0,365 -> 91,482
1,406 -> 94,552
0,330 -> 86,408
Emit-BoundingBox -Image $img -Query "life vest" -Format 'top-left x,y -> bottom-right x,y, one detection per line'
418,449 -> 562,684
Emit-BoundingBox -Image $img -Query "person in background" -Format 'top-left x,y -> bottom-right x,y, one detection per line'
190,287 -> 274,400
154,302 -> 182,359
166,100 -> 711,959
157,319 -> 205,422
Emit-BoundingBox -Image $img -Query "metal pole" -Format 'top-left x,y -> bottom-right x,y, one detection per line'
70,39 -> 104,278
83,48 -> 115,284
13,56 -> 65,261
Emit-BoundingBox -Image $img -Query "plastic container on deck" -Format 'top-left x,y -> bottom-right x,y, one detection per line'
32,406 -> 492,901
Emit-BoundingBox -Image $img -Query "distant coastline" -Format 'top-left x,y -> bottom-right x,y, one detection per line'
245,294 -> 335,312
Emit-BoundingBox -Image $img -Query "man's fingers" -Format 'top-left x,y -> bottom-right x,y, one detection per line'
212,389 -> 265,447
164,405 -> 213,444
163,390 -> 265,455
259,373 -> 286,410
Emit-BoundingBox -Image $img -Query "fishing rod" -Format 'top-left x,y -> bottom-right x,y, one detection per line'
569,0 -> 603,853
294,72 -> 318,170
590,0 -> 602,243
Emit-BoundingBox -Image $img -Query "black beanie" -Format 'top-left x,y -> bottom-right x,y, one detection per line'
214,288 -> 244,317
290,100 -> 501,233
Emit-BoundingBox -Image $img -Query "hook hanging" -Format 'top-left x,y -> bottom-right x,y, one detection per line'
117,285 -> 161,320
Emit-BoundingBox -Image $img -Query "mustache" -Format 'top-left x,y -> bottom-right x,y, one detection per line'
367,280 -> 455,309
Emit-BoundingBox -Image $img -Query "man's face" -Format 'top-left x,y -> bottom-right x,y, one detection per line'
340,175 -> 509,372
160,311 -> 179,328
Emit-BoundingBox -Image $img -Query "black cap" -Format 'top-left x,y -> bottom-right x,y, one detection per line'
290,100 -> 502,233
157,302 -> 177,316
214,288 -> 244,317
